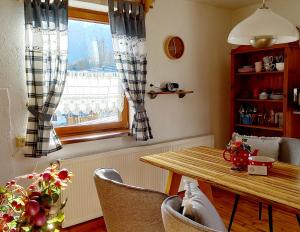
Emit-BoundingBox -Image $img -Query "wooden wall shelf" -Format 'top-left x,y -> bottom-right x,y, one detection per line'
148,90 -> 194,99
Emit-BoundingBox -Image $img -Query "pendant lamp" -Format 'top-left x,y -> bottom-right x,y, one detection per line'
228,0 -> 299,48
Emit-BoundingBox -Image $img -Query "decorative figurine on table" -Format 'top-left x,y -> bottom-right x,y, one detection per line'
223,137 -> 259,171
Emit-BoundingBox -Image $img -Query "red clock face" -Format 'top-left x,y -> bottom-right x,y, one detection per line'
165,36 -> 184,59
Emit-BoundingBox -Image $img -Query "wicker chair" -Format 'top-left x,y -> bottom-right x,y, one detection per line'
94,168 -> 168,232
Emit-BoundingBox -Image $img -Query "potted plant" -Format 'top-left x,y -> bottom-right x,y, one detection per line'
0,162 -> 72,232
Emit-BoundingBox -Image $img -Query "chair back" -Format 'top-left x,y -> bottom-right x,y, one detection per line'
161,196 -> 220,232
94,168 -> 167,232
279,137 -> 300,165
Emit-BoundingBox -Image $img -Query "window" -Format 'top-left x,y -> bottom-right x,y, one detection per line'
53,7 -> 129,143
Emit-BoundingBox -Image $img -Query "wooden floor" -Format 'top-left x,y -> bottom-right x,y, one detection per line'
62,188 -> 300,232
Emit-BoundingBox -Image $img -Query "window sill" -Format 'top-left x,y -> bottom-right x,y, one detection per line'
59,129 -> 130,145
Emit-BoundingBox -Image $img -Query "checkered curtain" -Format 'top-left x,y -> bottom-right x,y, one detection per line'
24,0 -> 68,157
108,0 -> 153,141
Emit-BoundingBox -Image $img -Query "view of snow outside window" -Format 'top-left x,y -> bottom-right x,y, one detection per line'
52,20 -> 124,127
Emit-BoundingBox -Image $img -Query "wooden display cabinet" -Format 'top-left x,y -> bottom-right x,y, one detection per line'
230,42 -> 300,138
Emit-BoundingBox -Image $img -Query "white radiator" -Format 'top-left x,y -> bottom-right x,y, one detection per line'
61,135 -> 214,228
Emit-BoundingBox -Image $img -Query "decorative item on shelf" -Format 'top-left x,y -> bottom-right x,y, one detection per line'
228,0 -> 299,48
293,88 -> 300,106
276,62 -> 285,71
0,162 -> 73,232
292,88 -> 300,114
164,36 -> 184,59
238,103 -> 282,128
257,113 -> 264,125
266,109 -> 275,125
259,90 -> 268,100
263,56 -> 275,71
239,105 -> 258,125
238,65 -> 255,73
161,83 -> 179,92
223,138 -> 259,171
269,91 -> 283,100
255,61 -> 263,73
275,112 -> 283,128
275,55 -> 284,63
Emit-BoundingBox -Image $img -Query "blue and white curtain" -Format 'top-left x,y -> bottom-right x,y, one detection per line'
24,0 -> 68,157
108,0 -> 153,141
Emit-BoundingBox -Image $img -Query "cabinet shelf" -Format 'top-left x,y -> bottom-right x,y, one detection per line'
235,124 -> 283,132
235,99 -> 283,103
235,71 -> 284,76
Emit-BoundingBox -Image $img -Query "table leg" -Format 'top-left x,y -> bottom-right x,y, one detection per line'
165,171 -> 182,195
198,180 -> 214,203
259,202 -> 263,221
228,194 -> 240,232
268,205 -> 273,232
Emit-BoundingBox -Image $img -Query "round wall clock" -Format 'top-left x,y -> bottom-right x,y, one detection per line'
164,36 -> 185,59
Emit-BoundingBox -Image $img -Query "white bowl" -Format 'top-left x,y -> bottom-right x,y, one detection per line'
276,62 -> 284,71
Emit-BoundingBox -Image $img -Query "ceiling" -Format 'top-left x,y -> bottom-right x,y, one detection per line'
196,0 -> 262,9
71,0 -> 263,10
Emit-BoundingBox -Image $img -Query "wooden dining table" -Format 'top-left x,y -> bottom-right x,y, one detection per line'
140,146 -> 300,232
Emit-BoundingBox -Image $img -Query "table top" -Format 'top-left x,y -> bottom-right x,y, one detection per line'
140,146 -> 300,212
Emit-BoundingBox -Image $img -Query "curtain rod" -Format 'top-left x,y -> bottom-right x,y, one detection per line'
18,0 -> 155,13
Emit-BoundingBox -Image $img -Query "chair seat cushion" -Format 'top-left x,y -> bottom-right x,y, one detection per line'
233,133 -> 282,160
182,181 -> 227,232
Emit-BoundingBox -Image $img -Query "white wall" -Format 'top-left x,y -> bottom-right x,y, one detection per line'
0,0 -> 232,184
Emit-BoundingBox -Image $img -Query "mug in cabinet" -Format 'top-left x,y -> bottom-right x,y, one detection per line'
276,62 -> 284,71
255,61 -> 263,73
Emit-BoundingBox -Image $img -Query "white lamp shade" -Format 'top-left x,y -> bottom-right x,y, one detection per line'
228,8 -> 299,45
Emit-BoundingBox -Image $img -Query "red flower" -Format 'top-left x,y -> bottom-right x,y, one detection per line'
58,169 -> 69,180
27,200 -> 40,216
5,215 -> 14,223
55,180 -> 62,187
33,212 -> 47,227
15,203 -> 22,210
11,201 -> 17,207
42,171 -> 52,181
30,191 -> 41,199
2,214 -> 8,220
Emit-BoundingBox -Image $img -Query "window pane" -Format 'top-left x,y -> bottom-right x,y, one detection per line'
53,20 -> 124,127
